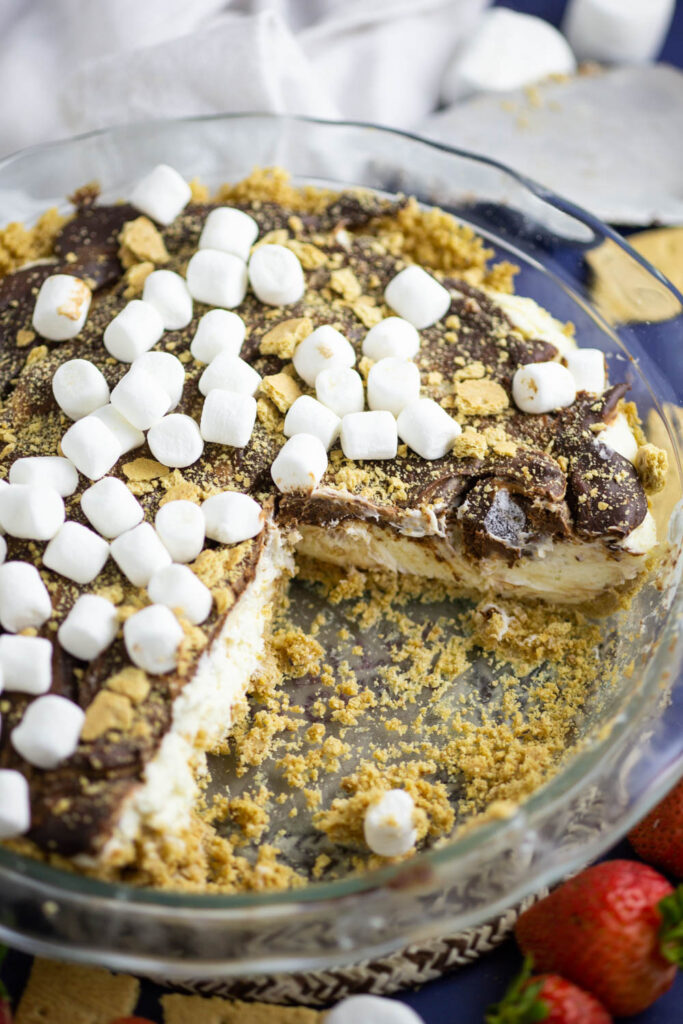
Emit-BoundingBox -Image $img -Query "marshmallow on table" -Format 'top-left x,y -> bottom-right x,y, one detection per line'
58,594 -> 119,661
186,249 -> 248,309
201,492 -> 264,544
0,561 -> 52,633
133,351 -> 185,410
104,300 -> 165,363
340,411 -> 398,461
155,500 -> 205,563
81,477 -> 144,539
123,604 -> 183,675
199,390 -> 257,448
9,456 -> 78,497
563,0 -> 674,64
292,325 -> 356,387
32,274 -> 91,341
142,270 -> 193,330
148,563 -> 212,625
43,521 -> 110,585
363,789 -> 417,858
12,694 -> 85,770
326,996 -> 424,1024
284,395 -> 341,451
564,348 -> 606,394
315,366 -> 364,418
597,412 -> 639,463
512,362 -> 577,414
191,309 -> 246,363
92,404 -> 145,455
110,522 -> 172,588
367,358 -> 421,417
397,398 -> 461,460
147,414 -> 204,468
362,317 -> 420,361
130,163 -> 191,226
248,244 -> 305,306
199,207 -> 259,262
198,352 -> 261,397
271,434 -> 328,494
0,770 -> 30,840
61,415 -> 122,480
0,483 -> 64,540
52,358 -> 110,420
110,364 -> 171,431
0,635 -> 52,694
384,266 -> 451,330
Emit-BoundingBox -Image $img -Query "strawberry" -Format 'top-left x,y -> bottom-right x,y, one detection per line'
486,957 -> 612,1023
629,778 -> 683,877
515,860 -> 683,1016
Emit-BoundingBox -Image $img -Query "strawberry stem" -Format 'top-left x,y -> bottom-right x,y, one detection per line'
659,885 -> 683,967
485,956 -> 549,1024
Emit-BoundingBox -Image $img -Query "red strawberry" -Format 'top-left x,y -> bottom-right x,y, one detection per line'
486,957 -> 612,1023
629,778 -> 683,877
515,860 -> 683,1015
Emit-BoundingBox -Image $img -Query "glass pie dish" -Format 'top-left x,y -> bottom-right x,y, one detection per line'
0,113 -> 682,981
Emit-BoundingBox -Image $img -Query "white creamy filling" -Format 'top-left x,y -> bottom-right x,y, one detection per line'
486,290 -> 576,356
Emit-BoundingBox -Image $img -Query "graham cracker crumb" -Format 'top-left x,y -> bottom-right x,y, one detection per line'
122,457 -> 169,481
635,442 -> 668,494
119,215 -> 169,267
16,328 -> 35,348
81,690 -> 134,741
123,259 -> 154,298
260,372 -> 301,412
455,378 -> 509,416
260,317 -> 313,359
106,666 -> 150,704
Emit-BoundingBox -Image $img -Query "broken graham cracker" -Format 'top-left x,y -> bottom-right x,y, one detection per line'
454,378 -> 509,416
260,372 -> 302,413
118,215 -> 169,267
259,317 -> 312,359
16,959 -> 139,1024
161,993 -> 321,1024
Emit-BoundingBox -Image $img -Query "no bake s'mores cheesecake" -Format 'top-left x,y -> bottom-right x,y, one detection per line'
0,164 -> 667,871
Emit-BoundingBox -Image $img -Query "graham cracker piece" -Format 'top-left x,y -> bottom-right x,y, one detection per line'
260,372 -> 302,413
119,216 -> 169,267
260,317 -> 312,359
161,993 -> 321,1024
16,959 -> 139,1024
81,690 -> 134,741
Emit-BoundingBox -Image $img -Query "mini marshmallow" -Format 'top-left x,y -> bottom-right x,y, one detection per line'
52,358 -> 110,420
9,456 -> 78,497
397,398 -> 462,460
563,0 -> 674,64
110,522 -> 172,588
130,163 -> 191,226
61,415 -> 122,480
512,362 -> 577,414
81,477 -> 144,539
199,390 -> 256,448
186,249 -> 248,310
198,352 -> 261,397
0,561 -> 52,633
110,364 -> 171,430
133,350 -> 185,409
384,266 -> 451,330
0,483 -> 65,540
123,604 -> 183,675
142,269 -> 193,330
58,594 -> 119,661
0,635 -> 52,695
43,521 -> 110,585
315,366 -> 364,417
326,996 -> 424,1024
248,244 -> 305,306
367,358 -> 421,417
363,789 -> 417,858
104,300 -> 164,362
284,395 -> 341,450
340,411 -> 398,461
147,414 -> 204,468
564,348 -> 606,395
201,491 -> 264,545
191,309 -> 246,363
0,770 -> 30,840
597,412 -> 639,463
11,694 -> 85,770
92,404 -> 145,454
362,317 -> 421,361
199,207 -> 259,262
271,434 -> 328,494
292,325 -> 356,387
148,564 -> 212,625
622,510 -> 658,555
32,274 -> 91,341
155,500 -> 205,562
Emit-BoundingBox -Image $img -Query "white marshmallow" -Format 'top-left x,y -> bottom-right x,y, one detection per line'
110,523 -> 172,588
123,604 -> 183,675
191,309 -> 246,363
512,362 -> 577,414
198,352 -> 261,397
248,244 -> 305,306
0,635 -> 52,695
315,366 -> 364,418
326,996 -> 424,1024
0,561 -> 52,633
147,414 -> 204,469
32,274 -> 91,341
110,364 -> 171,430
0,770 -> 30,840
132,351 -> 185,410
397,398 -> 462,460
199,390 -> 256,448
367,358 -> 421,417
92,404 -> 145,455
201,491 -> 264,545
563,0 -> 674,64
292,325 -> 356,387
564,348 -> 606,395
364,789 -> 417,858
362,317 -> 420,361
81,477 -> 144,539
271,434 -> 328,494
384,266 -> 451,330
52,358 -> 110,420
61,415 -> 122,480
155,500 -> 205,563
622,510 -> 657,555
0,484 -> 65,540
43,521 -> 110,585
142,270 -> 193,330
186,249 -> 248,309
340,411 -> 398,461
284,395 -> 341,451
199,207 -> 259,262
597,412 -> 639,463
104,300 -> 164,362
12,694 -> 85,770
148,564 -> 212,625
9,456 -> 78,497
58,594 -> 119,661
130,163 -> 191,226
